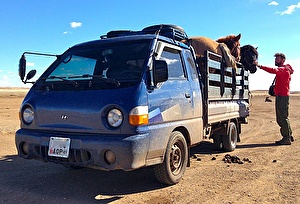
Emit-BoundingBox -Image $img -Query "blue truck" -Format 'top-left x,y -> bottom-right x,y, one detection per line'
16,25 -> 250,185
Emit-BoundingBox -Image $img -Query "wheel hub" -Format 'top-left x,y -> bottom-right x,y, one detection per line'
170,144 -> 182,172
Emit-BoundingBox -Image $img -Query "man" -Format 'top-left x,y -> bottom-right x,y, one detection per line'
255,53 -> 294,145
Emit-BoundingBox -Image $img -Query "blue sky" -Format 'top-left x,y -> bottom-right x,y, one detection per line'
1,0 -> 299,91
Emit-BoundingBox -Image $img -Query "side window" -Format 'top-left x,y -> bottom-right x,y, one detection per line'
159,47 -> 185,79
183,50 -> 198,80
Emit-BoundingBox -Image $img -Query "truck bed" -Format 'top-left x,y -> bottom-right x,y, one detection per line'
200,51 -> 250,125
207,99 -> 249,124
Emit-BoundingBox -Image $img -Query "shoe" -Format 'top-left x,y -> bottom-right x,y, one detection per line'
275,139 -> 291,145
290,136 -> 294,142
265,97 -> 272,102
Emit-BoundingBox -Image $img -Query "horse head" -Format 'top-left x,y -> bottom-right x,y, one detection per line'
240,45 -> 258,74
216,34 -> 241,61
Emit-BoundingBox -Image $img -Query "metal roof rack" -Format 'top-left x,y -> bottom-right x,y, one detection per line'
142,24 -> 188,42
100,24 -> 188,42
103,30 -> 140,39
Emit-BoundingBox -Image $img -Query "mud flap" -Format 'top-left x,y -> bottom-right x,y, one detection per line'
187,147 -> 191,167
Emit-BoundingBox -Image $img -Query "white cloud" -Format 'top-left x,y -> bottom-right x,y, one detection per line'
0,75 -> 11,86
63,31 -> 68,35
268,1 -> 279,6
26,62 -> 35,67
70,22 -> 82,29
276,2 -> 300,15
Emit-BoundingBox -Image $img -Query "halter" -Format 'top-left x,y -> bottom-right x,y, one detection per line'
240,45 -> 258,73
242,46 -> 257,65
228,39 -> 240,59
216,35 -> 240,59
241,47 -> 250,65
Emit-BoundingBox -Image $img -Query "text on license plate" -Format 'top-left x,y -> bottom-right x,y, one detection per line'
48,137 -> 71,158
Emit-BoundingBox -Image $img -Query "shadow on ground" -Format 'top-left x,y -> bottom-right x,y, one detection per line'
0,154 -> 163,203
0,141 -> 276,203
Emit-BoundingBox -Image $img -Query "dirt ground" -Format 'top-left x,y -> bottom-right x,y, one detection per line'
0,88 -> 299,204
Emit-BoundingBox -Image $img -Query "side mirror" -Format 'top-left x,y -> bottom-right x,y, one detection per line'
26,69 -> 36,81
153,60 -> 168,85
19,54 -> 26,81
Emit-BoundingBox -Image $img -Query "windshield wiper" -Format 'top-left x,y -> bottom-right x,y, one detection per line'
45,76 -> 78,87
74,74 -> 120,86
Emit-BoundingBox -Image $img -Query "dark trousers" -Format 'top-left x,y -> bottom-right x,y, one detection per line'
275,96 -> 292,139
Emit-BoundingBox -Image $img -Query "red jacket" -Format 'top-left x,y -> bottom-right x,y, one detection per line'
260,64 -> 294,96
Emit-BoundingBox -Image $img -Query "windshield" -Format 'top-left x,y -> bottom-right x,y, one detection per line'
40,41 -> 151,90
48,55 -> 97,80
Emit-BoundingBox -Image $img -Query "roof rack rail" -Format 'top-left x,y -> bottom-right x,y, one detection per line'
142,24 -> 188,42
101,30 -> 141,39
100,24 -> 189,42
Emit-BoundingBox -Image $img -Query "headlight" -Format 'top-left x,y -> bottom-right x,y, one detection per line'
23,106 -> 34,124
107,108 -> 123,128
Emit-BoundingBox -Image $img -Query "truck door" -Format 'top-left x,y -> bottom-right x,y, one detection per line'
148,43 -> 194,124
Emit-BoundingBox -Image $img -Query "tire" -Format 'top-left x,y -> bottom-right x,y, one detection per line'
223,122 -> 238,152
153,131 -> 188,185
213,134 -> 223,150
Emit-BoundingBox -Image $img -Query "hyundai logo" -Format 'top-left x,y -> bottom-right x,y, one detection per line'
61,115 -> 68,120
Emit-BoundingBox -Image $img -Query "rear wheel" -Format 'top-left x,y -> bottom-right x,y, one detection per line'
213,134 -> 223,150
223,122 -> 238,152
154,131 -> 188,185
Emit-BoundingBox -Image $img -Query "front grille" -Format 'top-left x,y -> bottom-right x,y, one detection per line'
35,145 -> 92,165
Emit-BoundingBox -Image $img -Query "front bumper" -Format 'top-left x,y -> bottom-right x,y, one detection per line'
15,129 -> 150,171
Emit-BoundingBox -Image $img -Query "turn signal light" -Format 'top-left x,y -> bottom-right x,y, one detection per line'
129,106 -> 148,126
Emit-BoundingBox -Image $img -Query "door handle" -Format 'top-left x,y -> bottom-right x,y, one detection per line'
185,93 -> 191,98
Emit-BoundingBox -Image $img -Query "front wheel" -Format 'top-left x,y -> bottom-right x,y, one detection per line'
154,131 -> 188,185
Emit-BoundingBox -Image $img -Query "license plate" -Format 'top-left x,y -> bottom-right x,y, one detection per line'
48,137 -> 71,158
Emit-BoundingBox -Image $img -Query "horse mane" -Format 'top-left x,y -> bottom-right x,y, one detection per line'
216,34 -> 240,43
216,35 -> 236,43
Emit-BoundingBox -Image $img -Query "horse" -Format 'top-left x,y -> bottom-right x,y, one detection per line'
187,34 -> 241,68
216,34 -> 241,61
240,45 -> 258,73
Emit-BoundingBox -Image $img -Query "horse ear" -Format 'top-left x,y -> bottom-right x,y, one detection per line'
256,47 -> 258,50
236,33 -> 241,41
